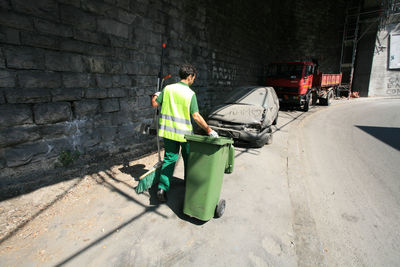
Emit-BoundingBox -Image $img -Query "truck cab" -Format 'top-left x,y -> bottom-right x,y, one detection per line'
266,61 -> 315,110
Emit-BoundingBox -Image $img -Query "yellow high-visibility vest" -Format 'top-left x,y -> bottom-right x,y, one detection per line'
159,82 -> 194,142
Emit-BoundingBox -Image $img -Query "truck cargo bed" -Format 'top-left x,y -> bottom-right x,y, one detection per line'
314,73 -> 342,88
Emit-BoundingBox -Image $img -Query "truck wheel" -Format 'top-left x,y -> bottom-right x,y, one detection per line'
303,95 -> 311,112
326,91 -> 334,106
311,91 -> 318,105
215,199 -> 226,218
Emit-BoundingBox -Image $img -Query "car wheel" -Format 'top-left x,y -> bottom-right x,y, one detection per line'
272,114 -> 278,125
265,134 -> 273,145
254,139 -> 265,148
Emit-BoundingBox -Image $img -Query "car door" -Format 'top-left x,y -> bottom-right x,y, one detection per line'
303,65 -> 313,92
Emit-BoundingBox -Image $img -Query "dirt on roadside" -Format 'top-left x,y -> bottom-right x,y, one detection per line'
0,151 -> 162,252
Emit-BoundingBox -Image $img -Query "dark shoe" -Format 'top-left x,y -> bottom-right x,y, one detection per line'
157,189 -> 168,203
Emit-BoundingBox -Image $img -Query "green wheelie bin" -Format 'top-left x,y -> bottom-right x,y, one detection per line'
183,134 -> 235,221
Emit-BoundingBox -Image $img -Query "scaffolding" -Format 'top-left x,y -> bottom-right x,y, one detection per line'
339,0 -> 400,94
339,1 -> 361,93
380,0 -> 400,29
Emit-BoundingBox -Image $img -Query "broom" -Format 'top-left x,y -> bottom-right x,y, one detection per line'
135,109 -> 162,193
135,43 -> 168,194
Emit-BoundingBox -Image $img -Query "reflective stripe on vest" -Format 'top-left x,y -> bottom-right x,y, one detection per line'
159,83 -> 194,142
159,124 -> 193,136
160,114 -> 191,125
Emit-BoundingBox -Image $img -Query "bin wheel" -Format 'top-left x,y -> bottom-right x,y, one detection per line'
215,199 -> 226,218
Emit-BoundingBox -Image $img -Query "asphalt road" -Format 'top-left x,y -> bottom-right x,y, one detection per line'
0,98 -> 399,266
294,98 -> 400,266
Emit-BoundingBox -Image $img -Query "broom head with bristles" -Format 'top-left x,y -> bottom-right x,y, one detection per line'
135,161 -> 163,193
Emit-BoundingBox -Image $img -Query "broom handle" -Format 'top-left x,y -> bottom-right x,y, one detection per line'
156,110 -> 161,162
138,161 -> 163,180
138,166 -> 157,180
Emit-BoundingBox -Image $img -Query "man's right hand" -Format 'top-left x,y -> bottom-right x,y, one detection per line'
151,92 -> 160,108
208,130 -> 219,138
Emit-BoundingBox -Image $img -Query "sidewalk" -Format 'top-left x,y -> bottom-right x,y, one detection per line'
0,99 -> 362,266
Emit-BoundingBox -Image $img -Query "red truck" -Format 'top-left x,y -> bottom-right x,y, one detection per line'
266,61 -> 342,111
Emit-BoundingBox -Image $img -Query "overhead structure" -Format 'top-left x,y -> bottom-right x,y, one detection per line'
339,0 -> 400,93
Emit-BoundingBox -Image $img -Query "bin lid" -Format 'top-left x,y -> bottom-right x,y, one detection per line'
184,134 -> 234,145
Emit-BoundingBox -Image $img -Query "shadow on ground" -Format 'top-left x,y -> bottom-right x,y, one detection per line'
0,147 -> 162,243
119,163 -> 149,180
53,175 -> 206,266
356,126 -> 400,151
147,178 -> 207,226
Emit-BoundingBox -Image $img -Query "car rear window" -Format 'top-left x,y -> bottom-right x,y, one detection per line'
225,87 -> 268,106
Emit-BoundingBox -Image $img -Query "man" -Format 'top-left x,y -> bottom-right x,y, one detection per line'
151,64 -> 218,203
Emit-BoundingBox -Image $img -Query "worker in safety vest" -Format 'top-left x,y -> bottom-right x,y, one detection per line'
151,64 -> 218,203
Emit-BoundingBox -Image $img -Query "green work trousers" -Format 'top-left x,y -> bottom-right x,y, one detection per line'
158,138 -> 189,191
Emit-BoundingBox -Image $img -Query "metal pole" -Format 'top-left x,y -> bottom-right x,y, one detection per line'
339,9 -> 348,75
349,4 -> 361,93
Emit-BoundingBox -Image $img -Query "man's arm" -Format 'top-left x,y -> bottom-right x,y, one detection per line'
192,112 -> 213,134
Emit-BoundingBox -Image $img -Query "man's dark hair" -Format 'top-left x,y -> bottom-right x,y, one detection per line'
179,64 -> 197,79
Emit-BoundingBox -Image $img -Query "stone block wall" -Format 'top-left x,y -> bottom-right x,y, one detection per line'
0,0 -> 346,195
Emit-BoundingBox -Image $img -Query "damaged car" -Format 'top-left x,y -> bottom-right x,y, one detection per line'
207,86 -> 279,147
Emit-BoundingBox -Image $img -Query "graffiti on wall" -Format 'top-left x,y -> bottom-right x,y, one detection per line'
386,76 -> 400,95
211,52 -> 237,85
